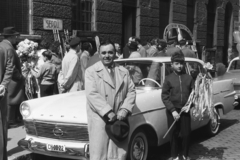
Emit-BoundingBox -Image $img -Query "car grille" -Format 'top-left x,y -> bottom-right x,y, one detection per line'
24,120 -> 89,141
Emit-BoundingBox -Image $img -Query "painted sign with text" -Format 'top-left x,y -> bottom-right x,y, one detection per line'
43,18 -> 63,30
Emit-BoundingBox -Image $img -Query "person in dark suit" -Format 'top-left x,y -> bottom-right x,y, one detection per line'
0,27 -> 16,160
179,39 -> 197,58
0,27 -> 26,128
166,36 -> 181,57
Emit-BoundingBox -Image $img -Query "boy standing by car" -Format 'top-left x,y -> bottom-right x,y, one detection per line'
161,51 -> 194,160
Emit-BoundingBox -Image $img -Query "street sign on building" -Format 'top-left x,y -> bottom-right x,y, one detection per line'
43,18 -> 63,30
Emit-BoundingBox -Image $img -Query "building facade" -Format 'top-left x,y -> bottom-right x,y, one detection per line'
0,0 -> 239,65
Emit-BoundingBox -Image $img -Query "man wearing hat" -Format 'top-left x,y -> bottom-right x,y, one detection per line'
59,37 -> 83,92
166,36 -> 181,57
179,39 -> 196,58
0,27 -> 21,160
1,27 -> 26,129
85,39 -> 136,160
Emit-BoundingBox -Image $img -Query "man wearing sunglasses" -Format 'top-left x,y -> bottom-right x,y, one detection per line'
85,39 -> 136,160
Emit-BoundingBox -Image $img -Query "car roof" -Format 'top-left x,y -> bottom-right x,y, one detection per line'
115,57 -> 204,64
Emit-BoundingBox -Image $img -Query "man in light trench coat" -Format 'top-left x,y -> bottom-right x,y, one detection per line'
85,39 -> 136,160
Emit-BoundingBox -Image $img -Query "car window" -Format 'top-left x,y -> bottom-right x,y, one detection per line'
187,62 -> 203,80
229,60 -> 240,70
116,61 -> 162,88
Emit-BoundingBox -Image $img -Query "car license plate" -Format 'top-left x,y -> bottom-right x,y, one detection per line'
46,144 -> 66,152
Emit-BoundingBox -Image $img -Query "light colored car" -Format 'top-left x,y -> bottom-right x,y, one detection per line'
226,56 -> 240,102
227,57 -> 240,87
18,57 -> 237,160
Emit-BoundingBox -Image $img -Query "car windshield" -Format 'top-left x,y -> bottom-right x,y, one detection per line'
116,61 -> 162,90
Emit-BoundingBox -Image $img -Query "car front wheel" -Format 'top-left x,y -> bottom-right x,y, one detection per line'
128,129 -> 149,160
206,108 -> 220,136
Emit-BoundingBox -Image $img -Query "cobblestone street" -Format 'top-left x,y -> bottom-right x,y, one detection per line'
148,107 -> 240,160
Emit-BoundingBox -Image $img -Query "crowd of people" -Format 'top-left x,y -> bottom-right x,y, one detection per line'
29,33 -> 198,99
0,26 -> 204,160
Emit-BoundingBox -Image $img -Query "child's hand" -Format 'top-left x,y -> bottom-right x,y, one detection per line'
0,85 -> 6,97
172,111 -> 180,121
181,106 -> 189,113
59,84 -> 65,93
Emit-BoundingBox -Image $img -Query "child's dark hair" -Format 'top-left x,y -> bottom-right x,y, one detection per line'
82,42 -> 92,51
42,50 -> 52,60
171,50 -> 185,63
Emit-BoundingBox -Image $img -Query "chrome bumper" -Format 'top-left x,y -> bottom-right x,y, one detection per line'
18,138 -> 89,160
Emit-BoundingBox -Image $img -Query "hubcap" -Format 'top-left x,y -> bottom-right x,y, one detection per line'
132,137 -> 145,160
211,111 -> 219,131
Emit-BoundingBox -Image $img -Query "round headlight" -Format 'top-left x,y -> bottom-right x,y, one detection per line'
20,103 -> 31,118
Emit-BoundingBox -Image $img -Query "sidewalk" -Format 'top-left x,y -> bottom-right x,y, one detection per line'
7,125 -> 30,160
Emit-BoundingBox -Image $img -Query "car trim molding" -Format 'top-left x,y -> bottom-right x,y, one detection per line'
131,107 -> 166,116
224,90 -> 236,98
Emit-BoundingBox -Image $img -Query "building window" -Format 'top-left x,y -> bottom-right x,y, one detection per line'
187,0 -> 195,32
0,0 -> 29,34
159,0 -> 171,38
72,0 -> 93,31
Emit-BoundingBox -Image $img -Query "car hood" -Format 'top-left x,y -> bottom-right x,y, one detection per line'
24,91 -> 88,124
23,89 -> 148,124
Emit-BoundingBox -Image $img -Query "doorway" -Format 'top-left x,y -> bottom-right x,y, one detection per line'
206,0 -> 217,48
122,0 -> 137,47
159,0 -> 171,38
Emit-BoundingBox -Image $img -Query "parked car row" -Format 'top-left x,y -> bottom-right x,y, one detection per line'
18,57 -> 240,160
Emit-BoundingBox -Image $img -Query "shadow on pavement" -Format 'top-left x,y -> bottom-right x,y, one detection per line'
190,119 -> 239,144
233,105 -> 240,110
8,146 -> 25,156
146,118 -> 239,160
218,119 -> 239,132
8,138 -> 12,141
146,143 -> 172,160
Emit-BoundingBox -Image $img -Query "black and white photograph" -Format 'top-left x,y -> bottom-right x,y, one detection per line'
1,0 -> 240,160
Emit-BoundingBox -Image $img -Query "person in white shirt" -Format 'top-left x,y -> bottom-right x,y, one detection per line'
59,37 -> 83,93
